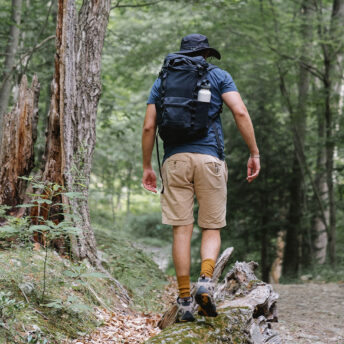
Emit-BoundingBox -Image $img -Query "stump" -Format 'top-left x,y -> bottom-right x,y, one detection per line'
0,75 -> 40,214
150,248 -> 281,344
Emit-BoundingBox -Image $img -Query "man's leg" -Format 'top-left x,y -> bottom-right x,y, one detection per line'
200,229 -> 221,278
173,224 -> 193,298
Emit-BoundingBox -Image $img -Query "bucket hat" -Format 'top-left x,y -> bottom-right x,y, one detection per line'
176,33 -> 221,60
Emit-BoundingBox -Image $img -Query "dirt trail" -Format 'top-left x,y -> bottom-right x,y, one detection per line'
272,283 -> 344,344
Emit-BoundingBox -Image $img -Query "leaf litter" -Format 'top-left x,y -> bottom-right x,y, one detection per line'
70,277 -> 178,343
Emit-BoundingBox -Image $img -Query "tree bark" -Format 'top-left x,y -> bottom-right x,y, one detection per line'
0,75 -> 40,212
0,0 -> 23,145
322,0 -> 344,265
38,0 -> 130,304
126,165 -> 132,214
40,0 -> 111,265
283,0 -> 312,278
312,107 -> 329,264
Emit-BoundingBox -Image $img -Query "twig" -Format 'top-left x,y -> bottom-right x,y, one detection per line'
19,287 -> 29,303
81,279 -> 116,313
0,35 -> 55,88
29,306 -> 49,320
111,0 -> 162,10
41,242 -> 48,303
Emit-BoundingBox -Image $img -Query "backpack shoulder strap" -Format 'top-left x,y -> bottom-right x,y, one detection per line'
207,63 -> 220,72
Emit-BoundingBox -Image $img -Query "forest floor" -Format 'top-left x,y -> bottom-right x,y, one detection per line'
273,282 -> 344,344
71,279 -> 344,343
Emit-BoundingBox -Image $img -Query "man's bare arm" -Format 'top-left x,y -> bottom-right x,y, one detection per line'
142,104 -> 158,192
222,91 -> 260,182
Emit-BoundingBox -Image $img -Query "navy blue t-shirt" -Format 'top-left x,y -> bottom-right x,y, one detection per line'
147,61 -> 237,161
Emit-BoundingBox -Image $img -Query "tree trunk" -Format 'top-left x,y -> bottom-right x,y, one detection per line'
0,0 -> 23,144
0,75 -> 40,213
312,108 -> 329,264
126,166 -> 132,214
322,0 -> 344,265
283,154 -> 303,277
40,0 -> 111,265
282,0 -> 312,278
269,231 -> 285,284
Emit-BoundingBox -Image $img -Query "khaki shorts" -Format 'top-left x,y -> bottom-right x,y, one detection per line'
160,153 -> 228,229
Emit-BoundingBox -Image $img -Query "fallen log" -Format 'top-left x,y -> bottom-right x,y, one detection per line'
150,248 -> 281,344
158,247 -> 234,330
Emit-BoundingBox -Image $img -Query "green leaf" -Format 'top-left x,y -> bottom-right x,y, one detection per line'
18,176 -> 33,181
58,227 -> 82,235
43,300 -> 63,309
15,204 -> 36,208
63,270 -> 79,278
80,272 -> 108,279
69,303 -> 91,313
33,199 -> 52,204
29,225 -> 50,231
32,183 -> 46,189
63,192 -> 84,199
45,220 -> 56,228
53,184 -> 61,191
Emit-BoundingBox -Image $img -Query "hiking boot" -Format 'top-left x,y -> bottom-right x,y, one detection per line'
195,275 -> 218,317
176,296 -> 195,322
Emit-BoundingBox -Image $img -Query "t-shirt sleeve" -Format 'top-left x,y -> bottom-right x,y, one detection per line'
147,78 -> 161,104
220,70 -> 238,94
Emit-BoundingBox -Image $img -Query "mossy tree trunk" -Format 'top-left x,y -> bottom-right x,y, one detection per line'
151,249 -> 281,344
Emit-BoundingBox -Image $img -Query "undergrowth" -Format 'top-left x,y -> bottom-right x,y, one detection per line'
0,247 -> 110,343
0,188 -> 169,343
94,226 -> 168,312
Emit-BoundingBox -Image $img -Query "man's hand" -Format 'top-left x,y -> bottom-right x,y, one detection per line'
246,157 -> 260,183
142,168 -> 157,193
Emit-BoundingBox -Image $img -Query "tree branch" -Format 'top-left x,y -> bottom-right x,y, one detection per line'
111,0 -> 162,10
0,35 -> 55,89
21,0 -> 54,75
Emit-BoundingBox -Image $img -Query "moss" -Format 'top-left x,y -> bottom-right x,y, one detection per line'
146,307 -> 252,344
0,217 -> 170,342
0,247 -> 113,343
95,228 -> 168,312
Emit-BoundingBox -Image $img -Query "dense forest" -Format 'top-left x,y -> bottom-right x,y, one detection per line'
0,0 -> 343,343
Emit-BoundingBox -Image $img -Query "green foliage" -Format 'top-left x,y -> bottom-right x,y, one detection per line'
94,0 -> 344,281
0,291 -> 25,321
1,178 -> 86,311
126,212 -> 172,243
0,247 -> 115,343
94,226 -> 168,312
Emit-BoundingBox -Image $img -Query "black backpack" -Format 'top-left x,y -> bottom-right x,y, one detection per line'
154,53 -> 223,193
156,53 -> 222,146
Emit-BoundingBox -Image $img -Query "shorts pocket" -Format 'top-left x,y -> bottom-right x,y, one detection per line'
165,159 -> 188,187
205,161 -> 222,176
202,160 -> 226,189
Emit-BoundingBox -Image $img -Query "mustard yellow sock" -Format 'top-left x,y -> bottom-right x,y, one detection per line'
177,275 -> 191,298
200,258 -> 216,278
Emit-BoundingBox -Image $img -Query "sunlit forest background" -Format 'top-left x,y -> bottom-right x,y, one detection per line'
0,0 -> 343,342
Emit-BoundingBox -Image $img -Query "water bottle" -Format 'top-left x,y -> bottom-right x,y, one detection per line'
197,82 -> 211,103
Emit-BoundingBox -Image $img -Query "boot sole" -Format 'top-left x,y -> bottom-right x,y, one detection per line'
195,292 -> 218,317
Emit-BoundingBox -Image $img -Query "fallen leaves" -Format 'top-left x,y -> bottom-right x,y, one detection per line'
70,276 -> 178,344
70,308 -> 161,343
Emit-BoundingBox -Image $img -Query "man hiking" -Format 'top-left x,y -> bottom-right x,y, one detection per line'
142,33 -> 260,322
